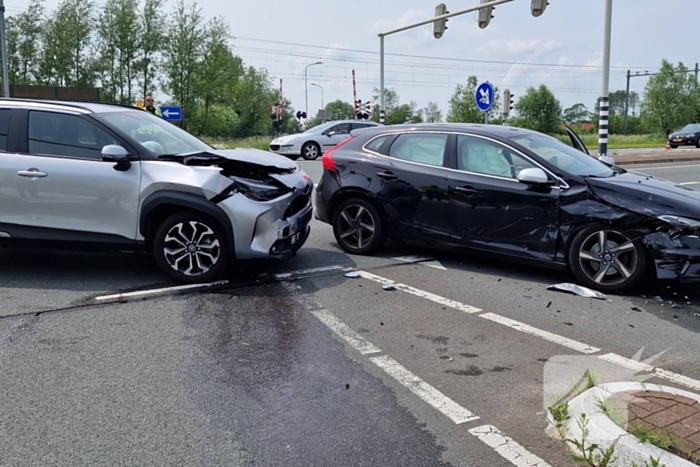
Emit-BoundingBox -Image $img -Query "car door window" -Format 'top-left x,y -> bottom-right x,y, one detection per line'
364,134 -> 392,154
352,123 -> 371,130
28,111 -> 119,160
326,123 -> 351,135
0,109 -> 10,151
388,133 -> 448,167
457,135 -> 536,179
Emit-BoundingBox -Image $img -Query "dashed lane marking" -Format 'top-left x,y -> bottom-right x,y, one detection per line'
469,425 -> 552,467
95,280 -> 229,301
310,309 -> 382,355
600,353 -> 700,392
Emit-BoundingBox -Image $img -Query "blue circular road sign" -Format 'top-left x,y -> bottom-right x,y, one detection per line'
475,82 -> 494,112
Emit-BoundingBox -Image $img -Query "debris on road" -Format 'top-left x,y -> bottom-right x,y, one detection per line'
344,271 -> 359,278
631,306 -> 643,312
382,282 -> 396,291
547,283 -> 607,300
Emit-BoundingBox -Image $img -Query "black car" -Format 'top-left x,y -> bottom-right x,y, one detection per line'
314,123 -> 700,293
668,123 -> 700,149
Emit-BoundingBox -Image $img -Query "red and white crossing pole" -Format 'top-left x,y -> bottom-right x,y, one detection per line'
352,69 -> 358,119
279,79 -> 283,120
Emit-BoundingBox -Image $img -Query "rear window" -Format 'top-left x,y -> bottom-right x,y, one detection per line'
364,135 -> 392,154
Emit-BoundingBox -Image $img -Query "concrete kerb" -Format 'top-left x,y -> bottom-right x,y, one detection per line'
548,382 -> 699,467
616,155 -> 700,166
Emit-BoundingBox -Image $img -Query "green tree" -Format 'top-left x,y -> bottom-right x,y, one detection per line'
98,0 -> 140,103
6,0 -> 45,85
162,0 -> 206,130
641,60 -> 700,135
423,101 -> 442,123
513,84 -> 562,134
562,103 -> 590,123
369,87 -> 421,123
325,99 -> 354,120
197,17 -> 243,134
43,0 -> 96,87
447,76 -> 501,123
232,66 -> 275,137
137,0 -> 165,98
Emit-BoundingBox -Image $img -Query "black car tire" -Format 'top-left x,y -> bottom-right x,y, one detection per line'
153,212 -> 230,284
568,224 -> 647,294
301,142 -> 321,161
332,198 -> 386,255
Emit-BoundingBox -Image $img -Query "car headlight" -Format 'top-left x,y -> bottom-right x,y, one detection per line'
230,176 -> 290,201
658,215 -> 700,230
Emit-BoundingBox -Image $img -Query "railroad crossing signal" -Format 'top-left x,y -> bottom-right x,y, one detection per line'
296,110 -> 307,120
355,100 -> 371,119
432,3 -> 449,39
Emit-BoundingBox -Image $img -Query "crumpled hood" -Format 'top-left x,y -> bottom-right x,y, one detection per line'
587,171 -> 700,219
213,148 -> 299,171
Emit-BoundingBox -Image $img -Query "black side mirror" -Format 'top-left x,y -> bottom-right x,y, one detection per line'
102,145 -> 132,171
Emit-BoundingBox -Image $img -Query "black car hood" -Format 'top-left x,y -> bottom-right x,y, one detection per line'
586,171 -> 700,219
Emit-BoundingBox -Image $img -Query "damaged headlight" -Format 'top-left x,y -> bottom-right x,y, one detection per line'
658,215 -> 700,230
230,176 -> 290,202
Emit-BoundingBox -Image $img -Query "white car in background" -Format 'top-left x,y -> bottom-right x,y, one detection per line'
269,120 -> 380,160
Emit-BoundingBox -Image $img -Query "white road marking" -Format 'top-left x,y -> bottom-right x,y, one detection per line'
95,280 -> 229,301
599,353 -> 700,392
469,425 -> 552,467
479,313 -> 600,354
654,369 -> 700,392
679,181 -> 699,186
630,163 -> 700,171
310,309 -> 382,355
273,264 -> 346,278
355,270 -> 482,313
391,255 -> 447,270
370,354 -> 480,424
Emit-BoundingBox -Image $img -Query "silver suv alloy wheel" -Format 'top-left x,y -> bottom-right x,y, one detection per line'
163,221 -> 221,276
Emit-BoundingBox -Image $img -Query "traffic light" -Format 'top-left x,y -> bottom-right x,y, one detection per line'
477,0 -> 495,29
433,3 -> 449,39
530,0 -> 549,17
503,89 -> 514,117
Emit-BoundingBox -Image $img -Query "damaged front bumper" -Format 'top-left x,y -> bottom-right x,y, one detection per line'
645,232 -> 700,282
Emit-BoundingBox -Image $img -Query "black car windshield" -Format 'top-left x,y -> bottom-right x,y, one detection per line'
97,110 -> 213,156
510,133 -> 614,178
680,124 -> 700,132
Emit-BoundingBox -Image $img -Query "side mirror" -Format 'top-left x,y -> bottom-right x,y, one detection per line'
102,145 -> 132,171
327,131 -> 336,136
598,155 -> 615,167
517,167 -> 551,185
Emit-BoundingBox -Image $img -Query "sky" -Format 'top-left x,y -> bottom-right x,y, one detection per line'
6,0 -> 699,119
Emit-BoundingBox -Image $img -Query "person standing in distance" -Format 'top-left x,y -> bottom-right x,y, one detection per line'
142,94 -> 162,117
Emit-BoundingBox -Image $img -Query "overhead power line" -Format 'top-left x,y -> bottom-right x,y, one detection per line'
234,36 -> 653,71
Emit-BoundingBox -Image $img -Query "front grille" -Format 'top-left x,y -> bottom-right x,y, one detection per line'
285,193 -> 310,218
270,144 -> 280,151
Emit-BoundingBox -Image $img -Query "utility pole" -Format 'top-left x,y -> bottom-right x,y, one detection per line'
623,69 -> 630,134
0,0 -> 10,98
598,0 -> 613,159
695,62 -> 699,81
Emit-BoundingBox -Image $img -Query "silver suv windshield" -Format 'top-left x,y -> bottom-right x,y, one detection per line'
510,133 -> 614,178
97,110 -> 212,155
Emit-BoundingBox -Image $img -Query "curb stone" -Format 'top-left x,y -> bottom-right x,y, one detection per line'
547,382 -> 699,467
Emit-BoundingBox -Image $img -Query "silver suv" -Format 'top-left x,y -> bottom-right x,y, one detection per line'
0,99 -> 313,283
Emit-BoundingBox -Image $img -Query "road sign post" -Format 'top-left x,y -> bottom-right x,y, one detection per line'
475,81 -> 494,124
160,106 -> 182,122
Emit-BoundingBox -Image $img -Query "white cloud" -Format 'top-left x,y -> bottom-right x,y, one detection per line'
486,38 -> 565,59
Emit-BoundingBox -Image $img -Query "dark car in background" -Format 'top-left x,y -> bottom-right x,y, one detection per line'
668,123 -> 700,149
314,123 -> 700,293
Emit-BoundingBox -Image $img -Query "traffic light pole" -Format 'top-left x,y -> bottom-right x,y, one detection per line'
378,0 -> 515,124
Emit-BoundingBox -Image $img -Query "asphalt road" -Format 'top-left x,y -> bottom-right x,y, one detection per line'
1,160 -> 699,467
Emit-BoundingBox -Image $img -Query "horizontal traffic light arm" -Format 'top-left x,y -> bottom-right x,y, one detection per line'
379,0 -> 515,37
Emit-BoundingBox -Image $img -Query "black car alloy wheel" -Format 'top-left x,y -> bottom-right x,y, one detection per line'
153,212 -> 230,283
332,198 -> 386,254
569,225 -> 647,293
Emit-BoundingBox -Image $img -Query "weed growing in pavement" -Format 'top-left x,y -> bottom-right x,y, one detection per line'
550,401 -> 570,427
628,424 -> 673,451
565,413 -> 617,467
631,456 -> 667,467
595,398 -> 625,427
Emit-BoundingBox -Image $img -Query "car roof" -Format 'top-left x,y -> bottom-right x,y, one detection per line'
352,122 -> 541,139
0,98 -> 142,114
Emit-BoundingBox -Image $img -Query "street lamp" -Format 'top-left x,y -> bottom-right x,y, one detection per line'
310,83 -> 323,117
305,61 -> 323,118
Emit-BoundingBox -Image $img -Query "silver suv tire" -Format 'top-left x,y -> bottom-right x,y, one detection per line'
153,212 -> 230,283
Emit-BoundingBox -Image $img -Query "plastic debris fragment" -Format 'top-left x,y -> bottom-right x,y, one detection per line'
547,283 -> 607,300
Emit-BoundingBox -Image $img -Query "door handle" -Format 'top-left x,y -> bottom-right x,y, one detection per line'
454,186 -> 478,194
377,171 -> 398,180
17,169 -> 48,178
